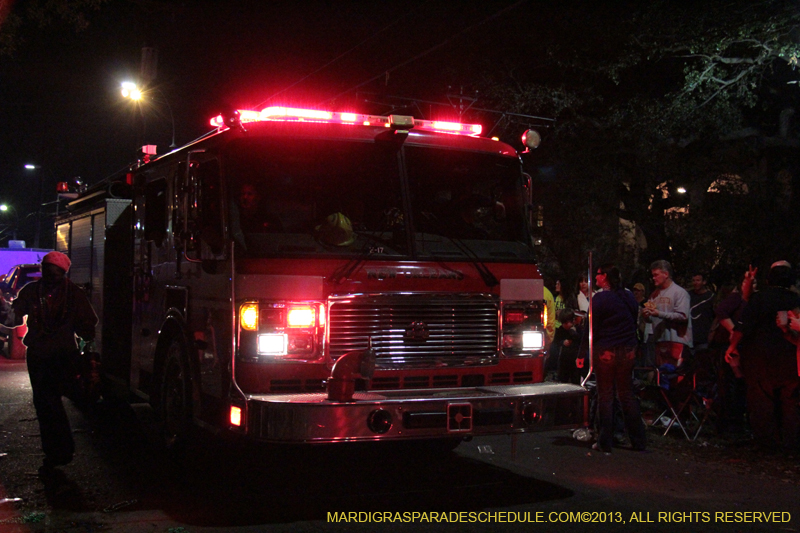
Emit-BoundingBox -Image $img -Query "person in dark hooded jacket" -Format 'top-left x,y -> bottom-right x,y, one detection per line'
2,251 -> 97,476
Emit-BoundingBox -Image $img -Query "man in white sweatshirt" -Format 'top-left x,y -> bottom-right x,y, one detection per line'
642,260 -> 693,368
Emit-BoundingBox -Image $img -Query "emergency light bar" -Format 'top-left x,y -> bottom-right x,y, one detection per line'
209,107 -> 482,137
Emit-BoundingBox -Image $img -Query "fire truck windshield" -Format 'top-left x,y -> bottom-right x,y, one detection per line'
223,137 -> 533,261
405,145 -> 532,261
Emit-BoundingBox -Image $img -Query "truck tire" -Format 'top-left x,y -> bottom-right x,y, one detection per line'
160,339 -> 193,451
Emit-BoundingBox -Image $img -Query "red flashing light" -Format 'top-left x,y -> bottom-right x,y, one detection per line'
287,306 -> 315,328
433,121 -> 460,131
262,107 -> 333,121
209,106 -> 482,137
413,119 -> 482,136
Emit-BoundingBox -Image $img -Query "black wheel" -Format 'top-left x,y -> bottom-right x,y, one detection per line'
160,339 -> 192,451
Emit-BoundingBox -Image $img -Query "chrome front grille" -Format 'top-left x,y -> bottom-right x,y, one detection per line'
328,294 -> 499,367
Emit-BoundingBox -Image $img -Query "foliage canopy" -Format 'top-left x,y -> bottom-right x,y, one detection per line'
479,0 -> 800,286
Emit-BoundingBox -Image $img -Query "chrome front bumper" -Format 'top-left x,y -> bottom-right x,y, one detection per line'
245,382 -> 587,443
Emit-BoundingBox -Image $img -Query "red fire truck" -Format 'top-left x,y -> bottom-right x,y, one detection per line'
55,106 -> 586,447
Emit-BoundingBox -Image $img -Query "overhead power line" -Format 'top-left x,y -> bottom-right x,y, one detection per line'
321,0 -> 527,105
256,8 -> 419,109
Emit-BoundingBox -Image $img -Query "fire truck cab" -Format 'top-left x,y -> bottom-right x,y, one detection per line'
55,106 -> 586,446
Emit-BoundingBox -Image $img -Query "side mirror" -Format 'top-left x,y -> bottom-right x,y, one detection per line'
183,157 -> 226,260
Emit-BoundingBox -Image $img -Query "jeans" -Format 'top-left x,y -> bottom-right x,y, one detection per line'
27,354 -> 75,465
594,346 -> 646,451
746,375 -> 800,451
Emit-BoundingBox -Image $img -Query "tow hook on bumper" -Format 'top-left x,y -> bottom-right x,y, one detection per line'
448,403 -> 473,432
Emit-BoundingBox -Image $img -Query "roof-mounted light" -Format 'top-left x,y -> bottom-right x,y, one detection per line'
209,109 -> 254,129
209,106 -> 482,137
262,107 -> 333,121
522,129 -> 541,151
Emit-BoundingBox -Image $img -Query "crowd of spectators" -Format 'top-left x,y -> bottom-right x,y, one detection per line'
545,258 -> 800,455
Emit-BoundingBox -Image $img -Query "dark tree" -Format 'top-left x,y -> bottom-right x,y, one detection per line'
477,0 -> 800,281
0,0 -> 109,56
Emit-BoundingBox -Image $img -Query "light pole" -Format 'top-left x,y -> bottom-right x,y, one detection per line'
121,81 -> 177,148
24,164 -> 44,248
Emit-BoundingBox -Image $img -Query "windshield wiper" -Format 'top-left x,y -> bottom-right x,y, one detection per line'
329,231 -> 398,284
428,235 -> 498,288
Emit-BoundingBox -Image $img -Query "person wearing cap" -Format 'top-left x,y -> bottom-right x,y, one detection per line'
2,251 -> 97,476
726,260 -> 800,452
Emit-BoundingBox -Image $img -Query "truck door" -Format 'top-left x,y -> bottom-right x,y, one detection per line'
131,168 -> 172,396
176,153 -> 230,416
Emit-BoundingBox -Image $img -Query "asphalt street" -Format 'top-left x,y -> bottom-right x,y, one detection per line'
0,355 -> 797,532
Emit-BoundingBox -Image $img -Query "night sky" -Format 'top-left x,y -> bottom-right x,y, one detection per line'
0,0 -> 549,247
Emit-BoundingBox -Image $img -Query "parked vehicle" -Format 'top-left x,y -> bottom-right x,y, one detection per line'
0,264 -> 40,358
0,264 -> 41,299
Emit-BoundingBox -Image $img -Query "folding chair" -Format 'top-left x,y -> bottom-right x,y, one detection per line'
637,363 -> 698,440
687,348 -> 720,440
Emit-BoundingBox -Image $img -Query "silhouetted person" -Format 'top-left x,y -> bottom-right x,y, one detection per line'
726,261 -> 800,452
2,252 -> 97,476
591,263 -> 647,453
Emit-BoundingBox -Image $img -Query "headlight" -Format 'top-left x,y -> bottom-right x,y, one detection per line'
257,333 -> 288,355
522,331 -> 544,350
287,307 -> 315,328
238,301 -> 324,361
501,301 -> 545,356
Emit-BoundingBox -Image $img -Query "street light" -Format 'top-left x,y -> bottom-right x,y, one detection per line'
121,81 -> 177,148
24,164 -> 44,248
0,204 -> 19,242
121,81 -> 142,100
